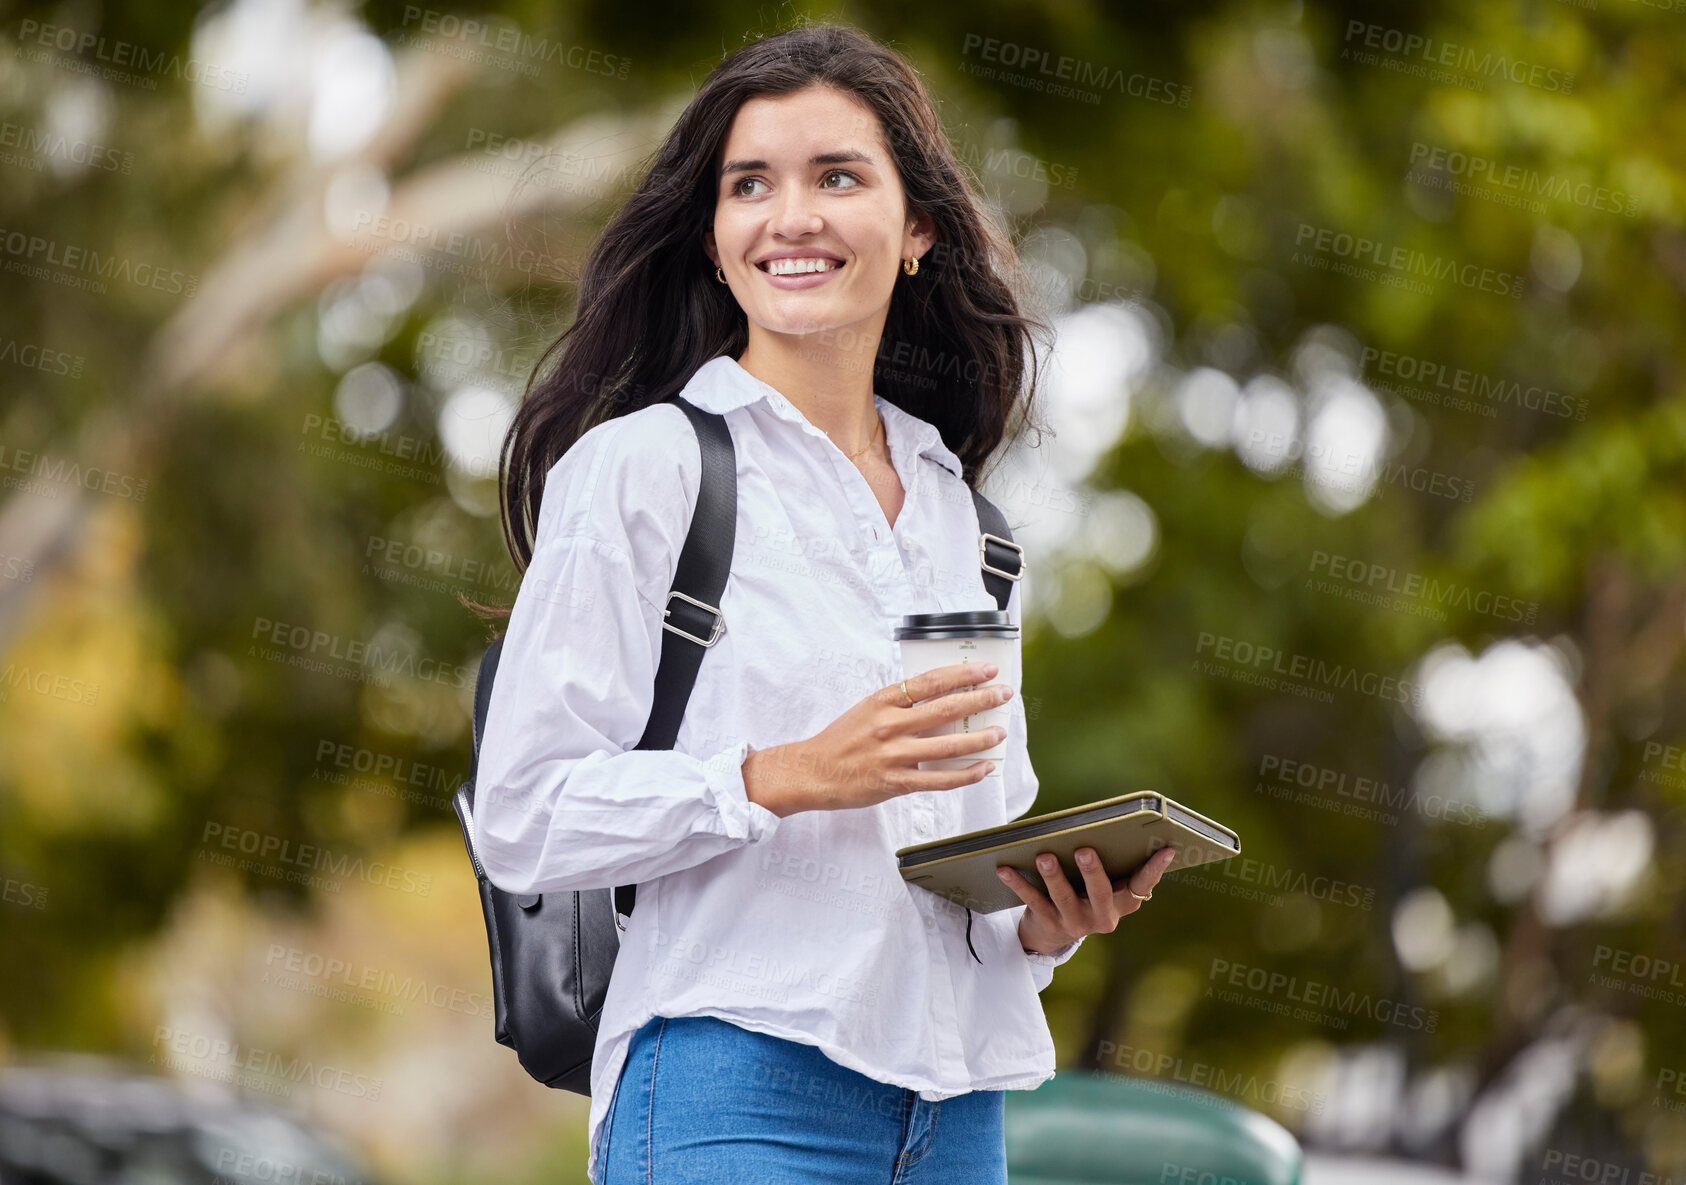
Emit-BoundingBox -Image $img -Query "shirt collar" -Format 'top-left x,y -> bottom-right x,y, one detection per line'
678,353 -> 966,481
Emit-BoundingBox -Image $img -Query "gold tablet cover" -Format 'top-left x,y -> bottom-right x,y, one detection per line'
896,793 -> 1241,913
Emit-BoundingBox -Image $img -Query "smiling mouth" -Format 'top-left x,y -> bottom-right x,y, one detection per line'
757,258 -> 846,276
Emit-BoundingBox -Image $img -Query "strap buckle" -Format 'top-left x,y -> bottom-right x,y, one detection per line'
662,590 -> 725,647
979,533 -> 1024,582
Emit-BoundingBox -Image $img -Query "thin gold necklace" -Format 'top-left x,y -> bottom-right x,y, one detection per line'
842,413 -> 883,462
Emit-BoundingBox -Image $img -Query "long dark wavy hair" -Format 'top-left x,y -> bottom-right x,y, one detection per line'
479,21 -> 1050,614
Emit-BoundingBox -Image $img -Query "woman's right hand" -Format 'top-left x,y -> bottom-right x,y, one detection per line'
741,662 -> 1013,817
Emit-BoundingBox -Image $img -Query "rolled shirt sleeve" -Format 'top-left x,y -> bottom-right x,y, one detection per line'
1024,928 -> 1086,993
471,406 -> 782,897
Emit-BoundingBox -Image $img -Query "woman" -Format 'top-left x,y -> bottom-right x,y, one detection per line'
472,22 -> 1176,1185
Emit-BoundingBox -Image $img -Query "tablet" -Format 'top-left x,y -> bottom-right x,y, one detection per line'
896,792 -> 1241,913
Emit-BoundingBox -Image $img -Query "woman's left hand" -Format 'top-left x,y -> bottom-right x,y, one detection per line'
998,845 -> 1178,954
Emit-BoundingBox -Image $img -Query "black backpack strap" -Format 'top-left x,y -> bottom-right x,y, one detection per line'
965,487 -> 1024,965
635,396 -> 738,749
970,488 -> 1023,611
611,394 -> 738,919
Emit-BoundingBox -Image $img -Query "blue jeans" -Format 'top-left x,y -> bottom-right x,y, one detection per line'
595,1014 -> 1007,1184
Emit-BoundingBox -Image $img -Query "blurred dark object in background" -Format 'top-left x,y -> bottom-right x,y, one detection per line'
0,1061 -> 379,1185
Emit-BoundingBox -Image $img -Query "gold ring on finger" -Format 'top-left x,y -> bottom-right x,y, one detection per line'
901,679 -> 915,708
1128,888 -> 1152,902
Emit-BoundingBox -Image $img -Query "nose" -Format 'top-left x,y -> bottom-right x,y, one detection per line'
767,186 -> 824,239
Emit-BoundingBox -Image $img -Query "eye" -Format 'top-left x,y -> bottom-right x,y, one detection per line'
732,176 -> 768,197
821,170 -> 862,189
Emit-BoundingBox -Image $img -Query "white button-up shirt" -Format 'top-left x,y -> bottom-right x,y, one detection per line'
473,353 -> 1082,1183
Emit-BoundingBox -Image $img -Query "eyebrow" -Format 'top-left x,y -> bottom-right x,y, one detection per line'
720,149 -> 876,178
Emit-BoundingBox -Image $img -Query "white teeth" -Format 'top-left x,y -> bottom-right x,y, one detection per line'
765,257 -> 840,276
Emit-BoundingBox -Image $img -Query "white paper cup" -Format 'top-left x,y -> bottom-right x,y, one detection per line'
894,610 -> 1021,776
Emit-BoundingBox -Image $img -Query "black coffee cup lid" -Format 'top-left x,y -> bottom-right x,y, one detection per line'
894,609 -> 1018,640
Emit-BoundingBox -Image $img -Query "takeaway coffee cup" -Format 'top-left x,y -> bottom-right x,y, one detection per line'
893,610 -> 1020,777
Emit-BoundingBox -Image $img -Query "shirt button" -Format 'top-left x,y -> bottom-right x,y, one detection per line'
915,819 -> 932,837
923,916 -> 936,931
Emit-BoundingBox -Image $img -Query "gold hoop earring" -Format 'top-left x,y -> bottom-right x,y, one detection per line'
715,265 -> 727,284
902,257 -> 919,276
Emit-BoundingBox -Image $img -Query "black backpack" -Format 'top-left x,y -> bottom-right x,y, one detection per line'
451,392 -> 1027,1093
